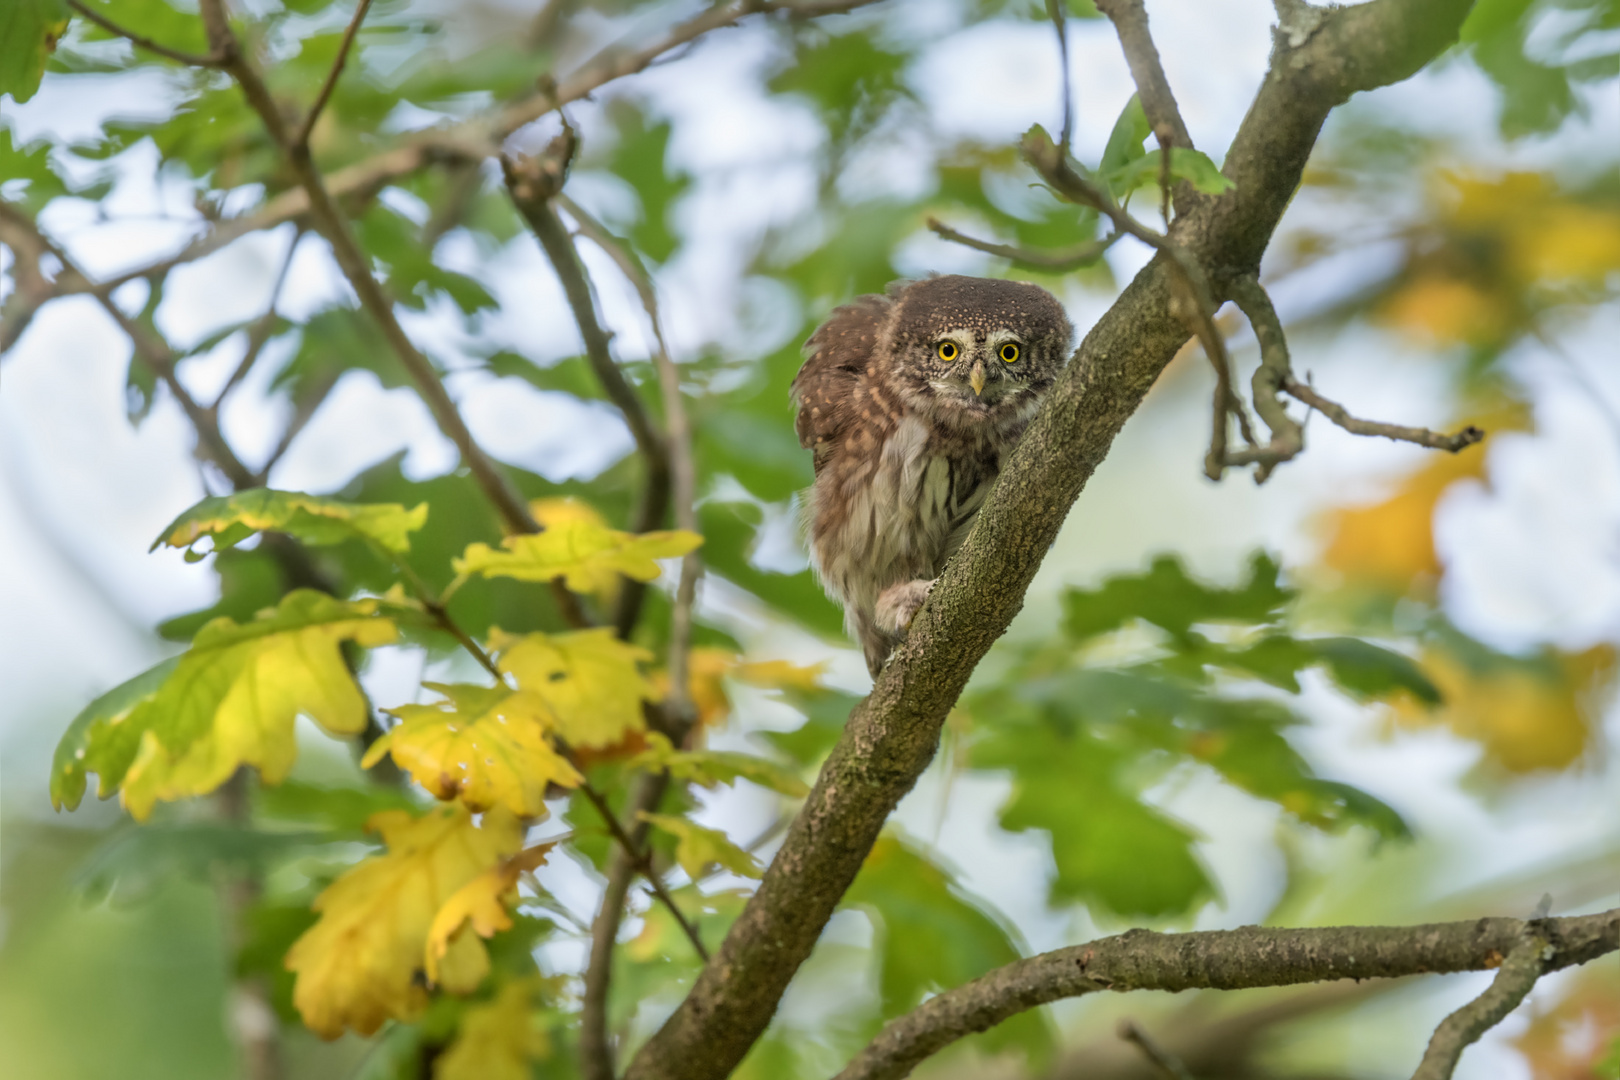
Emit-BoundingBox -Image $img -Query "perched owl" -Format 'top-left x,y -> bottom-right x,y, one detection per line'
792,275 -> 1073,676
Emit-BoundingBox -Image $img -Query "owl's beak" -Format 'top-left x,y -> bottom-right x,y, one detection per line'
969,362 -> 986,397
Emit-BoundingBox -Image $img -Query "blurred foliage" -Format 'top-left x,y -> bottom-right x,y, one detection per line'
2,0 -> 1617,1079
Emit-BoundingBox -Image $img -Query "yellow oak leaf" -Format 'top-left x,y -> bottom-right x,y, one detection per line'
112,591 -> 398,820
628,732 -> 808,797
286,804 -> 523,1038
638,812 -> 762,880
652,647 -> 736,729
734,658 -> 830,692
1387,645 -> 1614,773
492,628 -> 657,749
433,978 -> 553,1080
454,518 -> 702,591
529,497 -> 620,599
364,683 -> 582,817
152,488 -> 427,558
424,843 -> 556,985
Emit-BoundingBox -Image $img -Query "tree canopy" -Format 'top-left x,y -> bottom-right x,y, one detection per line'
1,2 -> 1617,1080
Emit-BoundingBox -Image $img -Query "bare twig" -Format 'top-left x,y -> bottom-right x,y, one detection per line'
580,774 -> 675,1080
496,0 -> 889,139
1118,1019 -> 1198,1080
577,782 -> 709,962
502,142 -> 673,637
559,194 -> 703,708
67,0 -> 225,67
214,227 -> 303,409
926,217 -> 1121,272
292,0 -> 374,150
1222,276 -> 1304,481
197,0 -> 546,538
1095,0 -> 1196,218
1020,127 -> 1253,476
834,909 -> 1618,1080
1409,935 -> 1548,1080
1047,0 -> 1073,150
1283,377 -> 1485,452
0,202 -> 259,488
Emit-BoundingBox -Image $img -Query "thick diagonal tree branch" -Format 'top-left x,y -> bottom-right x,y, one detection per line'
835,909 -> 1616,1080
622,3 -> 1477,1078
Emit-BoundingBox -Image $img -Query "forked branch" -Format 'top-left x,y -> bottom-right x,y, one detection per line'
834,908 -> 1618,1080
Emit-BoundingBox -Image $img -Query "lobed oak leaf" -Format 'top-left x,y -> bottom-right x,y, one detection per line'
628,732 -> 808,798
528,497 -> 621,599
454,517 -> 702,591
285,804 -> 523,1038
50,656 -> 178,811
424,843 -> 557,986
152,488 -> 427,559
492,628 -> 657,748
433,977 -> 554,1080
364,683 -> 582,816
638,812 -> 762,880
69,591 -> 397,820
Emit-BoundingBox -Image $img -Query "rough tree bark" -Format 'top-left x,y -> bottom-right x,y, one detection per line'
623,2 -> 1479,1078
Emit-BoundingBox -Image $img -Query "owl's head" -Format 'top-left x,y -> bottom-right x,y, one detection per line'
885,275 -> 1073,428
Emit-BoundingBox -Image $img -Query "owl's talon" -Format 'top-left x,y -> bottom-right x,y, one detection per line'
876,579 -> 935,634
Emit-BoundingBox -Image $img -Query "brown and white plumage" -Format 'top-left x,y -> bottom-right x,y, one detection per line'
791,275 -> 1073,676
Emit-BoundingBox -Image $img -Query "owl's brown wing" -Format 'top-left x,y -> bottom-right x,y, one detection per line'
790,293 -> 892,473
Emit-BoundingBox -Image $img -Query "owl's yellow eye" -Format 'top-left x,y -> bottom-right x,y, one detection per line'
999,342 -> 1021,364
937,341 -> 959,361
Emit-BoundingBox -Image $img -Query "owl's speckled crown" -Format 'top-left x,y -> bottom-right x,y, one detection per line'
888,274 -> 1072,350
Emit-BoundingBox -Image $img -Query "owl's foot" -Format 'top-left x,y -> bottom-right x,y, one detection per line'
875,578 -> 935,635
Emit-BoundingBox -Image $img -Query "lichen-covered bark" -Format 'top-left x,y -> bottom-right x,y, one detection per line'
837,909 -> 1619,1080
623,4 -> 1478,1078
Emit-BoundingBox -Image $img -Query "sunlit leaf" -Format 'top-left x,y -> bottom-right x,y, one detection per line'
424,843 -> 556,986
1063,553 -> 1289,642
286,805 -> 523,1038
61,592 -> 396,820
1106,147 -> 1235,199
492,628 -> 657,749
0,0 -> 68,104
364,683 -> 582,816
974,721 -> 1212,916
456,518 -> 702,590
627,732 -> 808,798
433,977 -> 553,1080
638,812 -> 762,880
152,488 -> 428,559
51,656 -> 179,812
1388,643 -> 1614,772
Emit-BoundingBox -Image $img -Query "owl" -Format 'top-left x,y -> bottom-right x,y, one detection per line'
792,275 -> 1073,676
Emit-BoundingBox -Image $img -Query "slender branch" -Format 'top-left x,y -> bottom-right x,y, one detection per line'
581,773 -> 673,1080
1047,0 -> 1073,150
834,909 -> 1617,1080
623,4 -> 1479,1077
197,0 -> 544,537
1222,275 -> 1304,481
293,0 -> 374,150
1021,127 -> 1255,475
67,0 -> 225,67
560,193 -> 703,712
1410,934 -> 1548,1080
1283,377 -> 1485,452
576,782 -> 709,963
496,0 -> 889,139
0,201 -> 259,488
215,227 -> 303,409
1118,1019 -> 1198,1080
926,217 -> 1121,272
1095,0 -> 1196,217
502,142 -> 673,637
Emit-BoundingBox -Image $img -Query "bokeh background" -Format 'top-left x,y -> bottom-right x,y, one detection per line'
2,0 -> 1617,1077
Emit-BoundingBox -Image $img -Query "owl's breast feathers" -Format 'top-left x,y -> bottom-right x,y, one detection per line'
791,289 -> 1005,610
